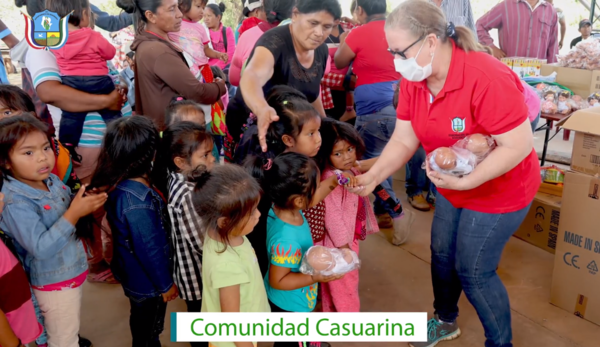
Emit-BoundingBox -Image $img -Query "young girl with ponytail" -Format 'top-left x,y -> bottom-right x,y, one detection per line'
91,117 -> 177,347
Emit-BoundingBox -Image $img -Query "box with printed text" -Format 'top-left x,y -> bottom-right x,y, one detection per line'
513,192 -> 561,254
550,171 -> 600,326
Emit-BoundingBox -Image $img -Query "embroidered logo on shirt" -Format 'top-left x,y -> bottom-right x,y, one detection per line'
451,117 -> 466,133
271,244 -> 302,265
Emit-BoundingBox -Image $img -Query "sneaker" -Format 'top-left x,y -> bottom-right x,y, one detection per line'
409,193 -> 431,211
409,315 -> 461,347
377,214 -> 393,229
392,209 -> 415,245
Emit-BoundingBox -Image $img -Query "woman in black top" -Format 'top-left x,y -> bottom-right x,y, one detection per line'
226,0 -> 342,153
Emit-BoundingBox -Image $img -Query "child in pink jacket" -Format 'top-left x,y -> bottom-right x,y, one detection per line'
314,119 -> 379,312
50,2 -> 120,161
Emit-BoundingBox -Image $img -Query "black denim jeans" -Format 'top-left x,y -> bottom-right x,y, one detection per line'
129,296 -> 167,347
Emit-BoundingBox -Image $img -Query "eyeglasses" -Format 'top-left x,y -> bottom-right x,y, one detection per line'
388,35 -> 425,59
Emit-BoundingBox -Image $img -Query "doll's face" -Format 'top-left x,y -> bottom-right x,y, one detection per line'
591,99 -> 598,106
559,95 -> 567,102
546,94 -> 555,101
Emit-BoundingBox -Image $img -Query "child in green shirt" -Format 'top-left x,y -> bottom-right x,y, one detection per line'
192,164 -> 269,347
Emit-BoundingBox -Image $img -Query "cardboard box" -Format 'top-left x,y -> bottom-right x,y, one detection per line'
550,171 -> 600,326
559,107 -> 600,176
514,192 -> 561,253
541,64 -> 600,97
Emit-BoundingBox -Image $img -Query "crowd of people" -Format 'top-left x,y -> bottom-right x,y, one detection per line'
0,0 -> 577,346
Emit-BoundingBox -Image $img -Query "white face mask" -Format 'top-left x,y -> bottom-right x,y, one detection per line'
394,40 -> 435,82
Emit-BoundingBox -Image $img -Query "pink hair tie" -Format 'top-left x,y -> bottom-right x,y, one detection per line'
176,97 -> 184,101
264,158 -> 273,170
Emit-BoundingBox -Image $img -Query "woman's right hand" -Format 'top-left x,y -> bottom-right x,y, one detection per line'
0,193 -> 4,215
346,171 -> 377,196
69,185 -> 108,218
256,106 -> 280,152
312,272 -> 345,283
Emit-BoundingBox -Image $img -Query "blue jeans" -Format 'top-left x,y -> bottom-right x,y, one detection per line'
431,193 -> 530,347
406,146 -> 430,197
59,75 -> 121,146
355,106 -> 402,218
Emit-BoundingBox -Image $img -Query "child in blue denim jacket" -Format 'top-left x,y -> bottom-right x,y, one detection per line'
90,116 -> 177,347
0,114 -> 107,347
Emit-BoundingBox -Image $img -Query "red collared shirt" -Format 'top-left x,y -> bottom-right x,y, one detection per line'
476,0 -> 559,63
396,42 -> 540,213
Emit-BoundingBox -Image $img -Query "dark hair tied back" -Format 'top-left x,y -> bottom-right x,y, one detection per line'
188,164 -> 211,187
446,22 -> 457,39
264,0 -> 294,24
206,2 -> 226,18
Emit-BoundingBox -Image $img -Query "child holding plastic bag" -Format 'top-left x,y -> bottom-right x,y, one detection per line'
310,119 -> 378,312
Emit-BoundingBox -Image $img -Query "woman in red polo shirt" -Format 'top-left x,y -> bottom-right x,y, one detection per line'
351,1 -> 540,347
334,0 -> 415,241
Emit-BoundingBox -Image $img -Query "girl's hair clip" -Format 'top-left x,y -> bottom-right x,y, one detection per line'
263,158 -> 273,171
283,100 -> 288,105
176,97 -> 184,101
270,11 -> 277,16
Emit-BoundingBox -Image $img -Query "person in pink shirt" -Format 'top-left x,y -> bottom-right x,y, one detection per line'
168,0 -> 228,78
229,0 -> 295,87
49,0 -> 121,162
204,3 -> 236,70
0,241 -> 43,347
476,0 -> 559,63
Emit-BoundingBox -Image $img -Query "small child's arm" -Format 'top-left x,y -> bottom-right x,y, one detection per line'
204,45 -> 228,62
219,286 -> 255,347
94,31 -> 117,61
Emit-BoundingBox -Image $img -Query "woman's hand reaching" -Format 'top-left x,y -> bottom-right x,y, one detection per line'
256,106 -> 280,152
345,171 -> 378,196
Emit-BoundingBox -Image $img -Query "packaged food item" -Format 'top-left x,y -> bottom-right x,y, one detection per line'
557,38 -> 600,70
425,134 -> 496,177
541,166 -> 565,185
299,246 -> 360,276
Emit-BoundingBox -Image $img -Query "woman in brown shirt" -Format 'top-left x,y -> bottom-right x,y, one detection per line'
118,0 -> 226,131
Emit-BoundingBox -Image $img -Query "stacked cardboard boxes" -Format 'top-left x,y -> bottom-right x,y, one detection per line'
550,106 -> 600,326
514,192 -> 561,254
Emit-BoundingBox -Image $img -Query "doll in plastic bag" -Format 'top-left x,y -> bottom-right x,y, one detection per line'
589,92 -> 600,107
300,246 -> 360,276
425,134 -> 496,177
541,90 -> 558,113
569,95 -> 589,110
557,90 -> 572,114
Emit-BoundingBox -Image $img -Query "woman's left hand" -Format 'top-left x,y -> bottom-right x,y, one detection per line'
220,53 -> 228,63
0,193 -> 4,214
426,161 -> 473,191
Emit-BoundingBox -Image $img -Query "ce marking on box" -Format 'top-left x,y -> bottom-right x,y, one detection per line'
563,252 -> 580,269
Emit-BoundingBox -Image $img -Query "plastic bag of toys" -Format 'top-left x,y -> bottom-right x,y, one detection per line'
589,92 -> 600,107
557,90 -> 572,114
299,246 -> 360,276
541,90 -> 558,114
568,95 -> 589,110
424,134 -> 497,177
